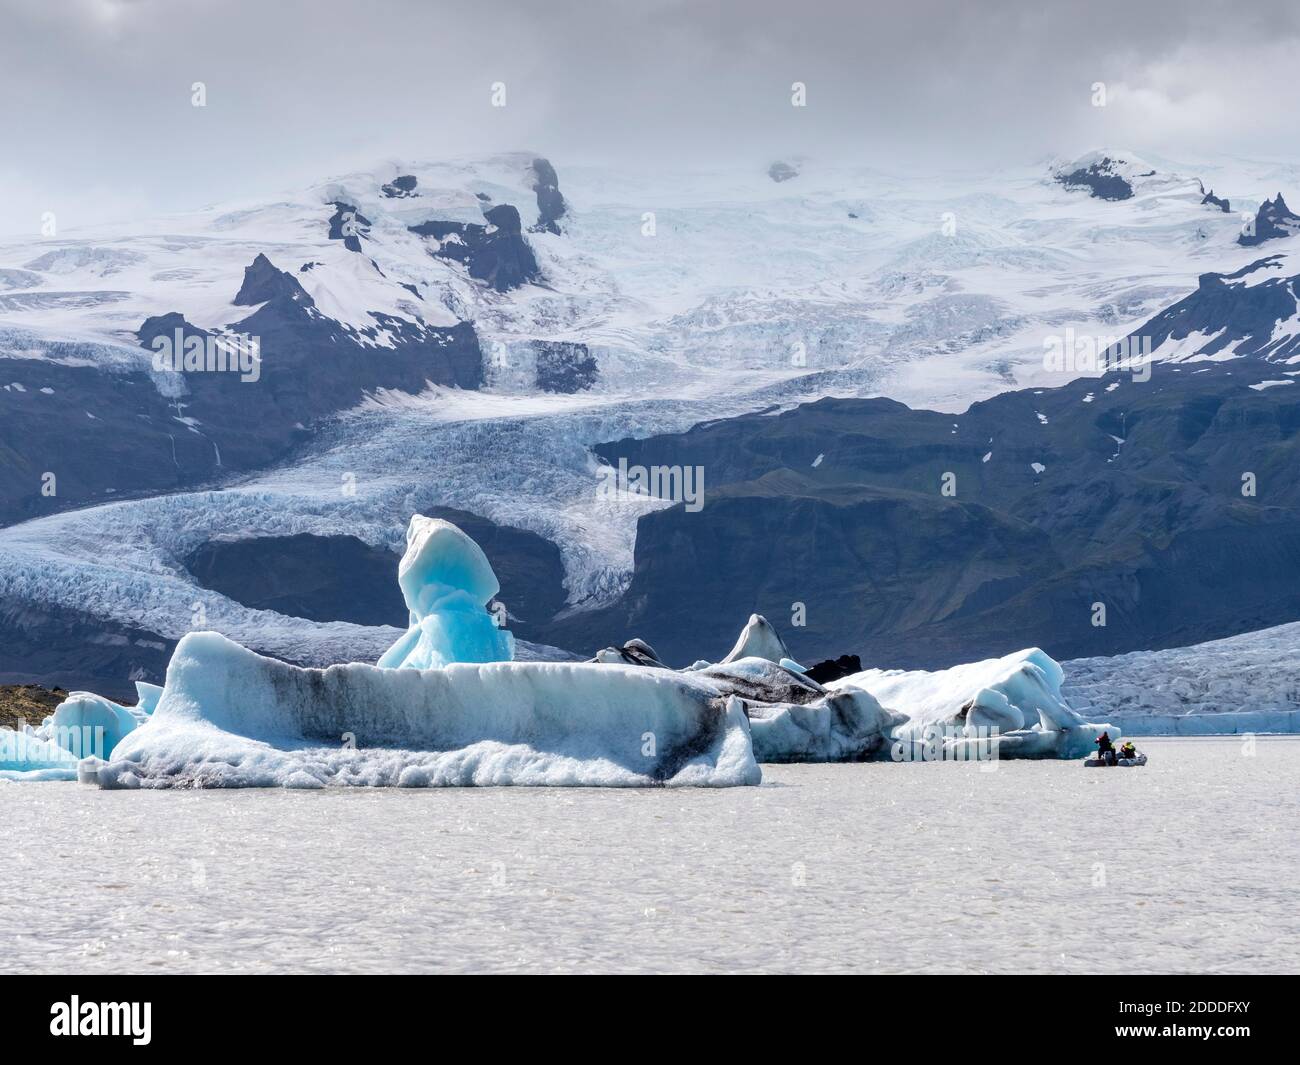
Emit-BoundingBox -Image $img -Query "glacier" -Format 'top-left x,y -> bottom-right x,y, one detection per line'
1064,621 -> 1300,736
6,147 -> 1294,688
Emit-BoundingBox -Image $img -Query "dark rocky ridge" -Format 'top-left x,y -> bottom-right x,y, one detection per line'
545,310 -> 1300,667
234,252 -> 313,305
184,507 -> 567,641
1055,157 -> 1134,201
0,597 -> 174,702
381,174 -> 419,199
186,534 -> 408,627
1239,194 -> 1300,247
0,349 -> 247,528
409,204 -> 540,291
0,254 -> 483,527
805,655 -> 863,683
530,157 -> 566,234
1124,255 -> 1300,362
533,340 -> 597,392
327,201 -> 371,252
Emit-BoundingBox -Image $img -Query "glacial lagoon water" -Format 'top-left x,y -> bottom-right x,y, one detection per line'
2,737 -> 1296,974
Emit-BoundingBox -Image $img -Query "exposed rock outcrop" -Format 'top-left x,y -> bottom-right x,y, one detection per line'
381,174 -> 419,198
530,157 -> 566,234
409,204 -> 540,291
1239,193 -> 1300,247
533,340 -> 597,392
327,201 -> 372,252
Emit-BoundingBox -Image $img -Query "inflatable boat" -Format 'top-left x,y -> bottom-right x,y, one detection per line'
1084,752 -> 1147,767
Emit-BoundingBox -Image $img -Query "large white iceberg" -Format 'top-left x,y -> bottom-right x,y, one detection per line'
830,648 -> 1114,760
91,631 -> 760,789
75,514 -> 760,788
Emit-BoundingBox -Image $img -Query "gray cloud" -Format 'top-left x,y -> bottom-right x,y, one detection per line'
2,0 -> 1299,233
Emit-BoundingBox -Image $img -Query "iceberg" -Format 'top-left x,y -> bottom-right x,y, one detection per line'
0,688 -> 150,780
7,516 -> 1118,787
591,638 -> 667,668
829,648 -> 1115,760
133,681 -> 163,716
376,516 -> 514,670
676,656 -> 903,762
90,631 -> 760,789
78,514 -> 761,788
0,727 -> 82,781
721,614 -> 789,665
51,692 -> 139,756
745,688 -> 902,763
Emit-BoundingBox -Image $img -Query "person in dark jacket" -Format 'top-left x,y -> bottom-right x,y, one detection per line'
1095,731 -> 1115,765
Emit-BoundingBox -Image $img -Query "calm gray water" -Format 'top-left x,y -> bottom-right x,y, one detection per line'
2,737 -> 1296,974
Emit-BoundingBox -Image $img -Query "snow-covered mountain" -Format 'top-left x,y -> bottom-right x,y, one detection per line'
1239,192 -> 1300,247
1051,150 -> 1177,201
3,148 -> 1290,414
3,148 -> 1300,701
1140,254 -> 1300,363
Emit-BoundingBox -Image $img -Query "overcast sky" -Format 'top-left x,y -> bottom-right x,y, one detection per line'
3,0 -> 1299,234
